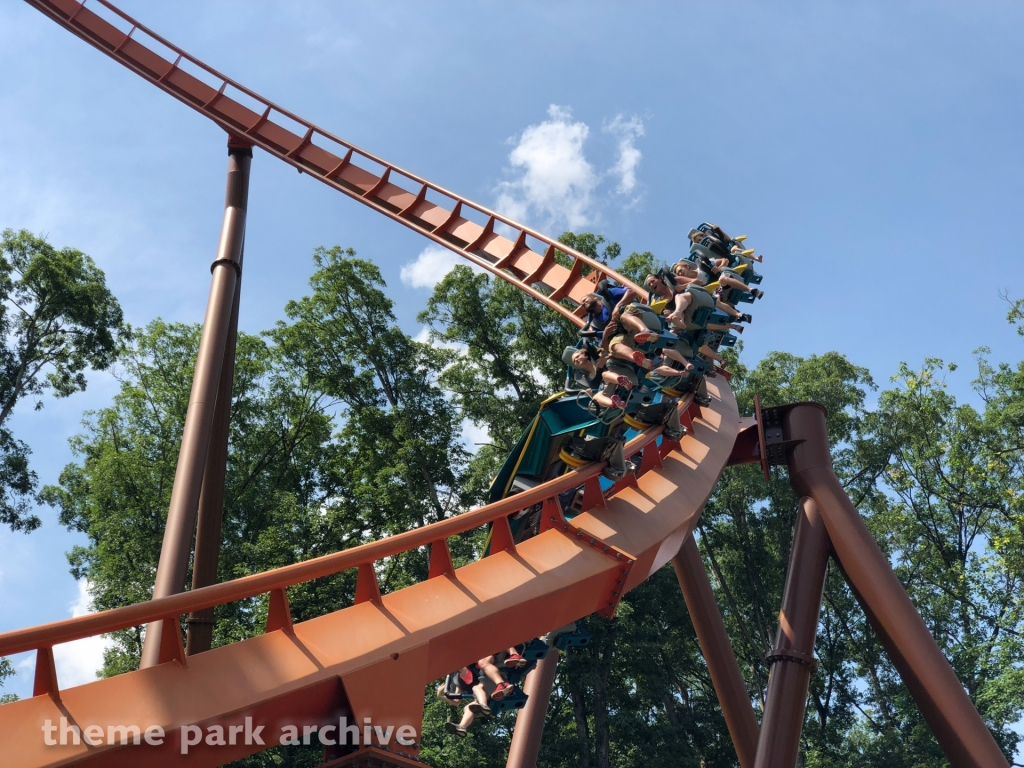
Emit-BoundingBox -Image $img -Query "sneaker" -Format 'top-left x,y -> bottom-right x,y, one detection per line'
615,375 -> 634,390
740,313 -> 752,323
751,289 -> 764,299
491,682 -> 514,701
610,395 -> 628,411
504,654 -> 526,668
630,351 -> 653,370
445,722 -> 468,738
633,331 -> 658,345
602,465 -> 626,482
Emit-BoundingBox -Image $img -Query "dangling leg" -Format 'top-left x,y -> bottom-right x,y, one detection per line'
479,656 -> 514,700
660,347 -> 695,369
610,340 -> 652,370
715,298 -> 742,319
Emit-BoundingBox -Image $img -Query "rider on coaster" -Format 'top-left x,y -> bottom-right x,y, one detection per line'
580,284 -> 632,332
603,319 -> 692,374
671,261 -> 754,323
438,645 -> 528,737
580,280 -> 678,343
686,230 -> 765,300
696,222 -> 763,263
580,284 -> 667,348
562,344 -> 631,411
477,654 -> 514,700
562,340 -> 681,396
644,271 -> 746,335
437,663 -> 492,738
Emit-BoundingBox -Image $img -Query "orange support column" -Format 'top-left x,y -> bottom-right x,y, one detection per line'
672,534 -> 759,768
753,497 -> 829,768
142,139 -> 252,668
186,240 -> 244,655
781,403 -> 1009,768
506,649 -> 560,768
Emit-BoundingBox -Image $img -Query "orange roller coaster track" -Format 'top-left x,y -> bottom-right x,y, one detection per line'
2,2 -> 1012,767
25,0 -> 643,326
0,388 -> 731,768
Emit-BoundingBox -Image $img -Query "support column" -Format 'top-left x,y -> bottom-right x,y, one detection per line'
781,403 -> 1009,768
185,253 -> 242,656
672,535 -> 760,768
754,497 -> 829,768
141,139 -> 252,668
506,649 -> 560,768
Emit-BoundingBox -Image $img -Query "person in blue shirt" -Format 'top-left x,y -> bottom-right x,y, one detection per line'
581,282 -> 669,349
579,283 -> 634,332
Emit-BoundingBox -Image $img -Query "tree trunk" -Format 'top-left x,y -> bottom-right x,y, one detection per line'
567,674 -> 592,768
593,648 -> 611,768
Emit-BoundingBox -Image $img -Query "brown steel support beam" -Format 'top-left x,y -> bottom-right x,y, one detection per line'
141,140 -> 252,668
781,403 -> 1009,768
673,534 -> 760,768
506,649 -> 560,768
754,497 -> 829,768
185,251 -> 243,656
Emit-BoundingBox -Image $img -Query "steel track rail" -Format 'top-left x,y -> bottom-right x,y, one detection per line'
25,0 -> 647,325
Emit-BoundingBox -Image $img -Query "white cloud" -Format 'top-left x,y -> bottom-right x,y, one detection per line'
404,110 -> 647,285
495,106 -> 647,230
496,105 -> 599,231
51,581 -> 111,689
606,115 -> 645,196
461,419 -> 491,451
400,245 -> 480,289
414,325 -> 468,354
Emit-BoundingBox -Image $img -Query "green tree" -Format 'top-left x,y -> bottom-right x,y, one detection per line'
31,233 -> 1024,768
418,265 -> 563,500
700,350 -> 875,765
778,358 -> 1012,766
0,228 -> 124,531
974,297 -> 1024,579
416,235 -> 1024,767
702,347 -> 1024,766
269,249 -> 471,565
42,246 -> 474,766
0,657 -> 15,705
41,319 -> 338,676
418,232 -> 660,502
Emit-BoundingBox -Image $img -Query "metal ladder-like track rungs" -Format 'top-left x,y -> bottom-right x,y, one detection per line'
33,0 -> 645,325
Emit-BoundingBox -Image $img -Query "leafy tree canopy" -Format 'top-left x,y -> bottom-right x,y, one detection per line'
19,236 -> 1024,767
0,228 -> 124,531
0,657 -> 15,704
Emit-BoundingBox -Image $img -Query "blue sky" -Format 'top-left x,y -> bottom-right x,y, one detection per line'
1,0 -> 1022,735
